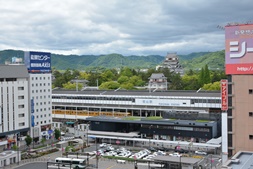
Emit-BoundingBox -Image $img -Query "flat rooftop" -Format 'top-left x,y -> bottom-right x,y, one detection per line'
224,151 -> 253,169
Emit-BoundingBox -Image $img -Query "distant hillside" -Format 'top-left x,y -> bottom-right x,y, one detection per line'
181,50 -> 225,70
0,49 -> 225,71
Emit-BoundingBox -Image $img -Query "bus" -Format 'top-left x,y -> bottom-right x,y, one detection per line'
55,157 -> 86,169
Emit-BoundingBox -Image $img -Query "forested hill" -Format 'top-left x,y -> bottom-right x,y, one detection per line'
0,49 -> 225,70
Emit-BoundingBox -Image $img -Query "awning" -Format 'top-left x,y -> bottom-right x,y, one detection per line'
66,122 -> 75,125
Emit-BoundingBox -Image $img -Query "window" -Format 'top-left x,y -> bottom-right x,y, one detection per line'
18,87 -> 24,90
18,114 -> 25,118
249,135 -> 253,140
249,89 -> 253,94
18,105 -> 24,108
250,112 -> 253,117
18,96 -> 24,99
19,122 -> 25,127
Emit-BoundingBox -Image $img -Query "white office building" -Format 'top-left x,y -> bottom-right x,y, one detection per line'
29,73 -> 52,140
24,51 -> 53,140
0,65 -> 30,150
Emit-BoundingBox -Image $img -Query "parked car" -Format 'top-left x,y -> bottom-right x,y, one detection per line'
169,152 -> 182,157
195,150 -> 207,155
157,146 -> 168,151
99,143 -> 107,148
174,148 -> 188,153
148,147 -> 157,152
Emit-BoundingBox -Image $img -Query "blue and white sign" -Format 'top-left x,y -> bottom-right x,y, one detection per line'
31,115 -> 35,127
31,99 -> 34,114
24,51 -> 51,72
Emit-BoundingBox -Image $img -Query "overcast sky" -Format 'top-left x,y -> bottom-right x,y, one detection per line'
0,0 -> 252,56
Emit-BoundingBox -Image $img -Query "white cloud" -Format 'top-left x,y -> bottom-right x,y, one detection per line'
0,0 -> 251,55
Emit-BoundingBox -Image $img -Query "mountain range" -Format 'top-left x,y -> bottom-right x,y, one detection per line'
0,49 -> 225,71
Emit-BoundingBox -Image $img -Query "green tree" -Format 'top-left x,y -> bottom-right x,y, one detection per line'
182,74 -> 201,90
186,69 -> 195,76
79,71 -> 90,80
25,135 -> 32,147
62,82 -> 83,90
120,67 -> 133,77
87,72 -> 100,86
202,81 -> 220,90
203,65 -> 211,84
169,73 -> 183,90
198,67 -> 205,86
12,144 -> 18,151
120,83 -> 134,90
117,75 -> 129,84
129,76 -> 145,86
99,81 -> 120,89
54,129 -> 61,140
101,69 -> 116,82
41,138 -> 46,146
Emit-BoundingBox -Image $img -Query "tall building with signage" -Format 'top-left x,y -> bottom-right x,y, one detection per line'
0,65 -> 30,150
24,51 -> 52,141
224,24 -> 253,157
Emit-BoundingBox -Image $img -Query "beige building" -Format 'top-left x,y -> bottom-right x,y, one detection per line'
228,75 -> 253,156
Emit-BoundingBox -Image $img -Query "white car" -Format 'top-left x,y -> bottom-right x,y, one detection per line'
99,143 -> 107,148
169,152 -> 182,157
195,150 -> 207,155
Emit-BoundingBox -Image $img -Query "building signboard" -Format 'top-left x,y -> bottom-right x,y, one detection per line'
225,24 -> 253,74
24,51 -> 51,73
221,79 -> 228,111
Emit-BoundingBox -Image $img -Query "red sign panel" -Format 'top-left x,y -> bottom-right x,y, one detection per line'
221,79 -> 228,111
225,24 -> 253,75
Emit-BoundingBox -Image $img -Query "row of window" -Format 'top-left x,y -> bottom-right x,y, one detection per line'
0,78 -> 17,82
35,114 -> 51,118
18,105 -> 51,112
31,83 -> 51,87
53,96 -> 135,102
31,76 -> 51,80
32,89 -> 51,93
191,99 -> 221,104
143,125 -> 210,132
35,120 -> 51,125
33,95 -> 51,100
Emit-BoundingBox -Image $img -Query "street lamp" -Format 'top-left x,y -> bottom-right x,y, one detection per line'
149,125 -> 153,149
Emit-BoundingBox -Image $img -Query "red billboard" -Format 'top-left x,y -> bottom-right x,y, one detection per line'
225,24 -> 253,74
221,79 -> 228,111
